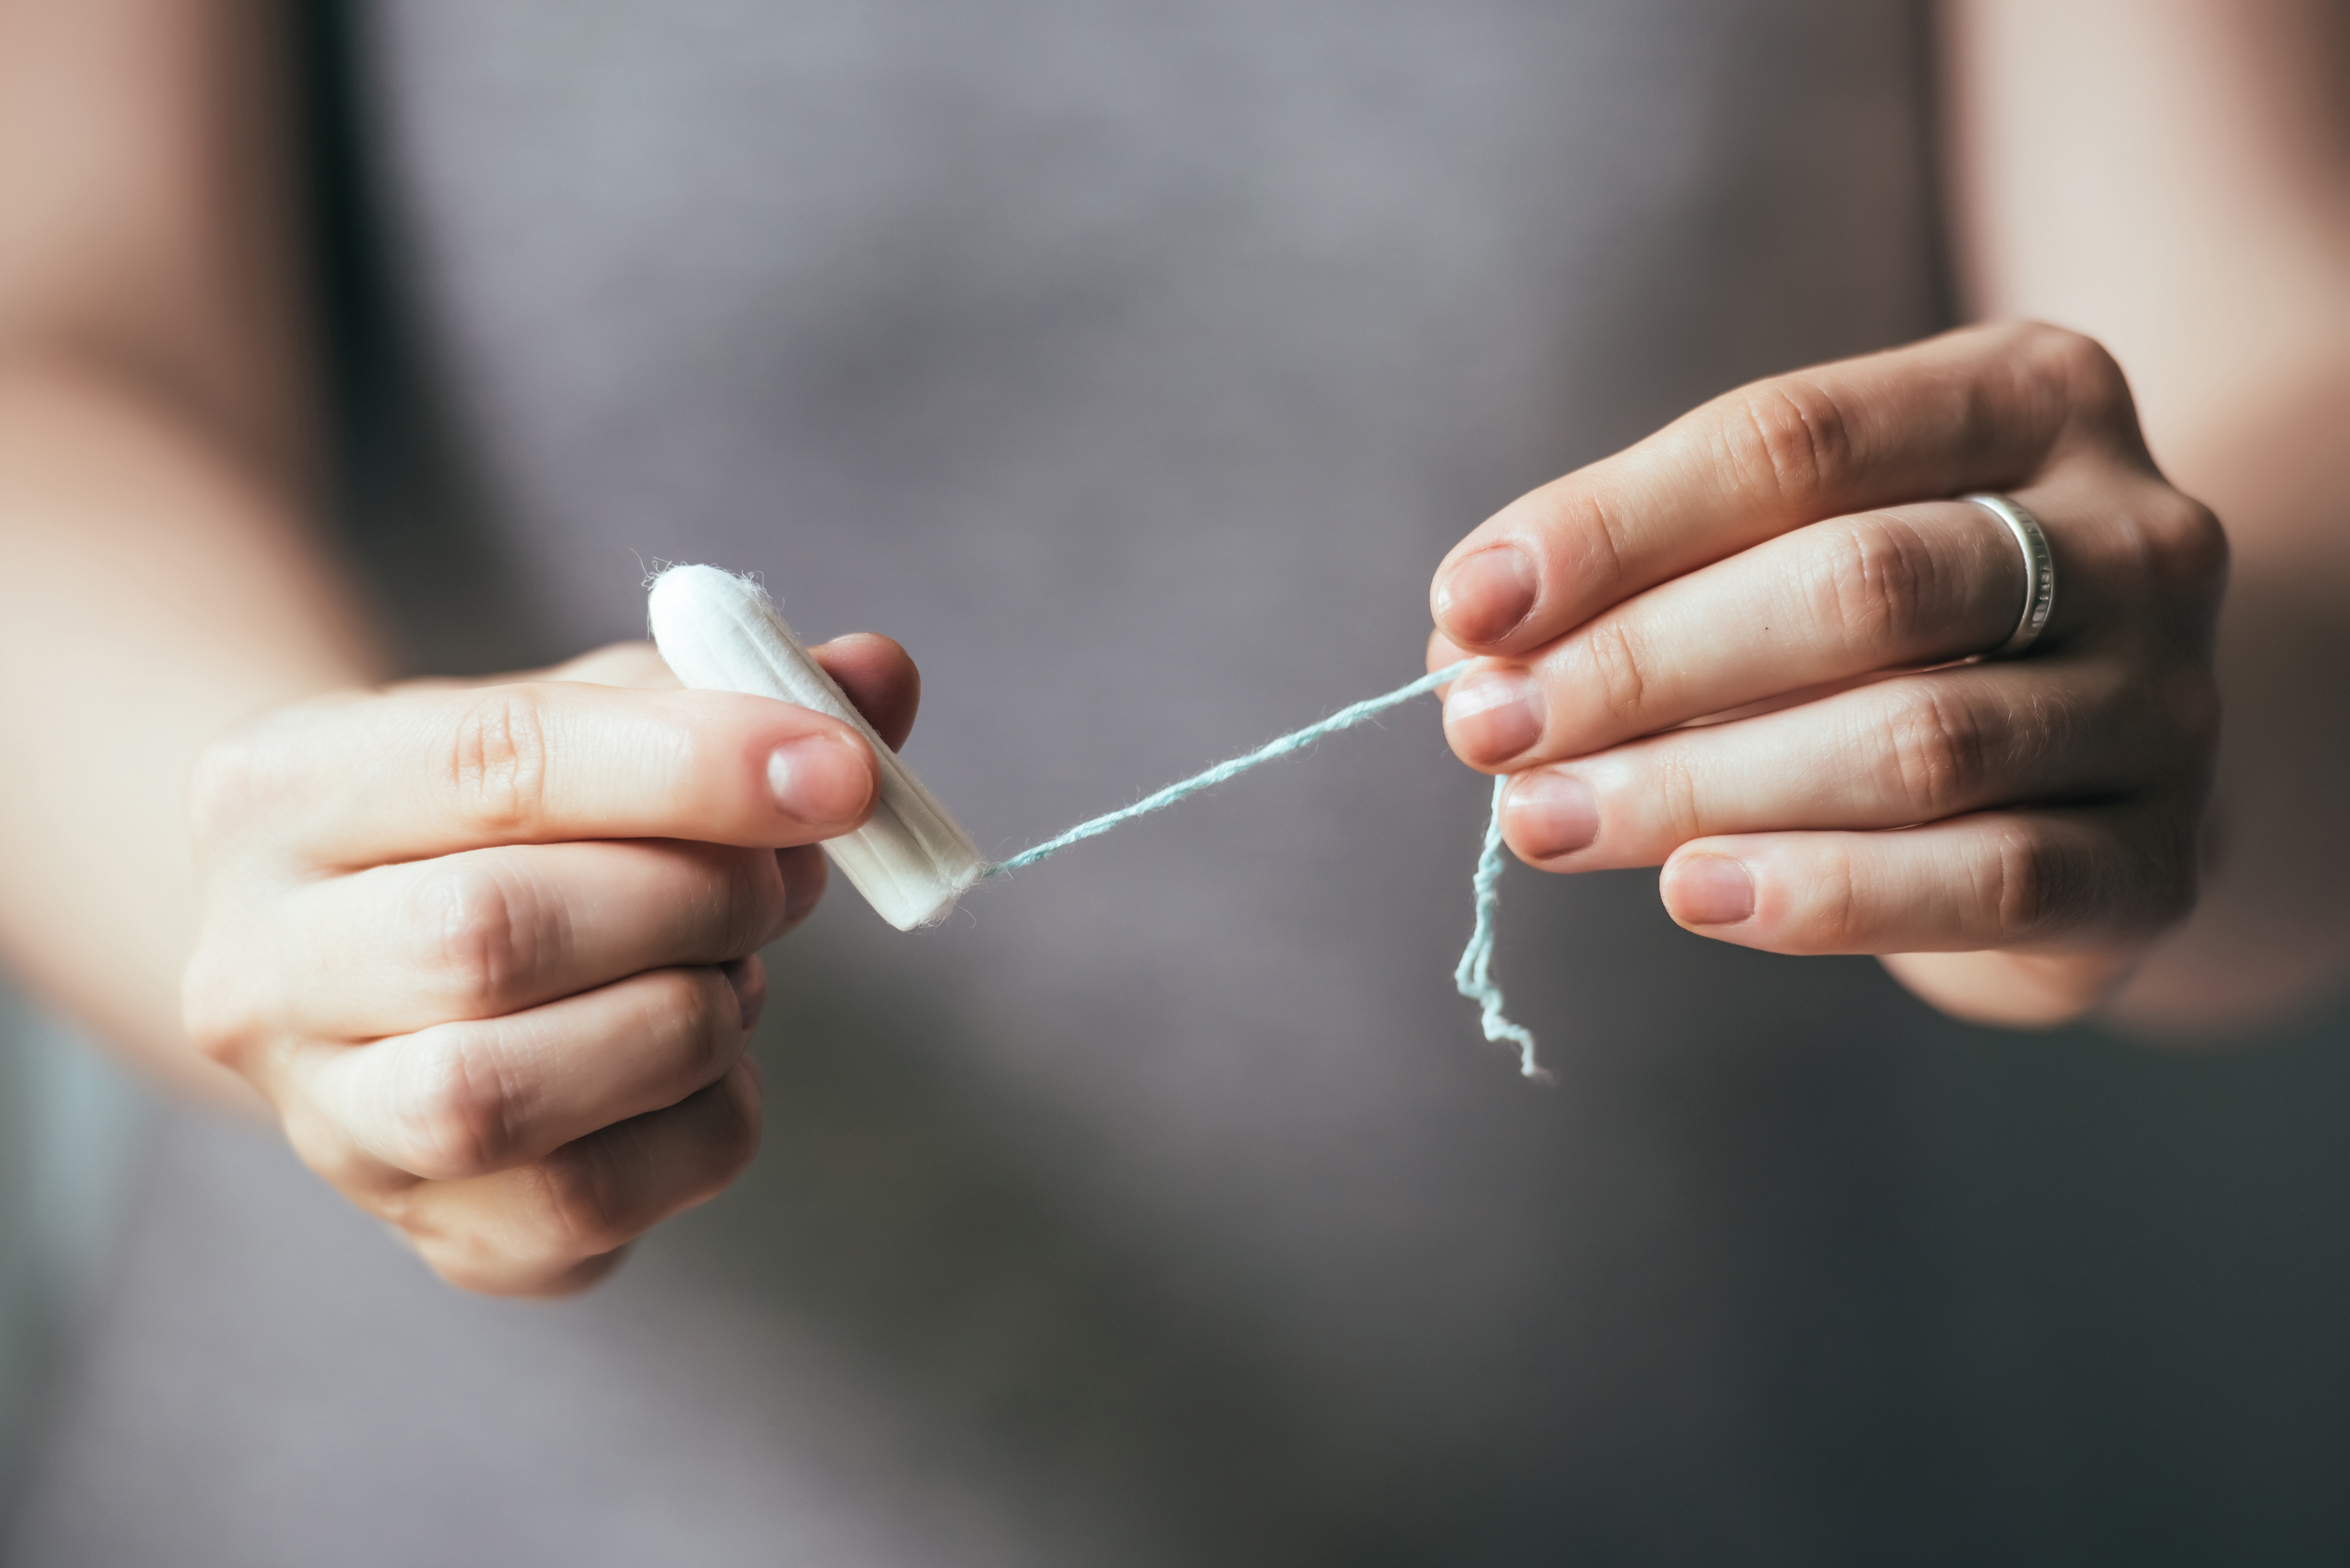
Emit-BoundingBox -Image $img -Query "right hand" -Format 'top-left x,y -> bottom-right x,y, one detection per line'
182,636 -> 920,1296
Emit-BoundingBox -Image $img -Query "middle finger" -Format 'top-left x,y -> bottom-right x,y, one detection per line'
1442,496 -> 2045,770
262,838 -> 819,1039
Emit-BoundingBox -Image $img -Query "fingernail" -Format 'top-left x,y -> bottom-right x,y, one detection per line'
1668,856 -> 1754,926
766,734 -> 872,827
1505,771 -> 1599,858
723,957 -> 767,1032
1434,545 -> 1537,645
1444,667 -> 1544,764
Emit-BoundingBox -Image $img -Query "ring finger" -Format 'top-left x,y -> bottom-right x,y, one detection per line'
260,838 -> 820,1039
1441,491 -> 2071,771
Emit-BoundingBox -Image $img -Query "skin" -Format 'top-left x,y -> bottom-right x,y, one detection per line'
180,638 -> 919,1294
1432,0 -> 2350,1034
1430,322 -> 2226,1026
0,0 -> 2341,1295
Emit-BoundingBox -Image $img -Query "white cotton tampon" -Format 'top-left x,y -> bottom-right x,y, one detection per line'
647,564 -> 987,931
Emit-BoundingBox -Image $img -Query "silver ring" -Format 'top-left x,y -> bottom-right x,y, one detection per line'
1964,492 -> 2057,658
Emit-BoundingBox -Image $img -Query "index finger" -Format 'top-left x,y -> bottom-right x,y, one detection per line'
198,680 -> 880,868
1429,322 -> 2144,655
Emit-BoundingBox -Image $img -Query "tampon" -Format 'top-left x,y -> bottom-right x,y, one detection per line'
647,564 -> 988,930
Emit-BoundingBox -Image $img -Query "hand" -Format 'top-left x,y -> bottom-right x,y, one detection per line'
1428,323 -> 2227,1027
182,635 -> 920,1295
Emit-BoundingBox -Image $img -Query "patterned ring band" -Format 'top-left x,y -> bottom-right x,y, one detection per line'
1964,492 -> 2058,658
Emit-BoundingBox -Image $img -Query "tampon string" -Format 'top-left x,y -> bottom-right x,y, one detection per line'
985,659 -> 1543,1079
651,565 -> 1541,1077
1456,774 -> 1547,1081
986,662 -> 1471,875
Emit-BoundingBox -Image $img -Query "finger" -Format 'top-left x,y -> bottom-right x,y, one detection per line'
289,962 -> 757,1183
395,1057 -> 762,1298
1429,322 -> 2145,655
198,680 -> 882,867
546,634 -> 923,747
1427,627 -> 1468,677
811,633 -> 921,752
1497,655 -> 2188,868
1654,803 -> 2199,957
257,840 -> 809,1038
1444,497 -> 2043,769
773,843 -> 828,938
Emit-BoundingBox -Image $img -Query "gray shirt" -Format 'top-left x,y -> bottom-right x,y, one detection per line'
20,4 -> 2350,1565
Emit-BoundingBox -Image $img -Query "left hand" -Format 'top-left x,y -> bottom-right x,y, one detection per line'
1428,323 -> 2227,1027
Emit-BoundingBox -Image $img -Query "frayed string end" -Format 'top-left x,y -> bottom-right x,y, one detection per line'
986,659 -> 1545,1080
1455,773 -> 1547,1082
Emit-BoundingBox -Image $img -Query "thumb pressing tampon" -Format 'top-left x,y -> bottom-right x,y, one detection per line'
647,564 -> 988,930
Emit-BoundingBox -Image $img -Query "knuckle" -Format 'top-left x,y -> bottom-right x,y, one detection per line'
529,1148 -> 637,1257
403,860 -> 541,1015
2095,490 -> 2230,628
2013,323 -> 2134,433
287,1107 -> 402,1200
447,687 -> 557,833
1730,375 -> 1852,508
655,971 -> 738,1081
411,1205 -> 622,1299
2148,492 -> 2230,592
1985,826 -> 2079,942
776,845 -> 828,934
394,1031 -> 520,1177
715,847 -> 791,955
1577,618 -> 1652,729
1542,488 -> 1630,589
1879,687 -> 1993,822
1812,847 -> 1870,952
2016,321 -> 2123,397
1653,751 -> 1706,842
1806,514 -> 1937,654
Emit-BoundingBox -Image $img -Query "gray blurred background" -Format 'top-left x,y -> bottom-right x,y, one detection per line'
0,991 -> 149,1516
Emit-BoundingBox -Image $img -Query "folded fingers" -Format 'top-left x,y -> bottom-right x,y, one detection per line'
385,1058 -> 763,1298
242,838 -> 820,1040
284,961 -> 759,1186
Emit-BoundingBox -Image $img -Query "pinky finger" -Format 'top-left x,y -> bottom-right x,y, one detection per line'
1658,804 -> 2199,960
397,1057 -> 764,1298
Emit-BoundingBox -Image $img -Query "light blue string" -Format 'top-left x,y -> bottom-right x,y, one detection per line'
1455,773 -> 1547,1081
985,659 -> 1542,1078
987,661 -> 1473,873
